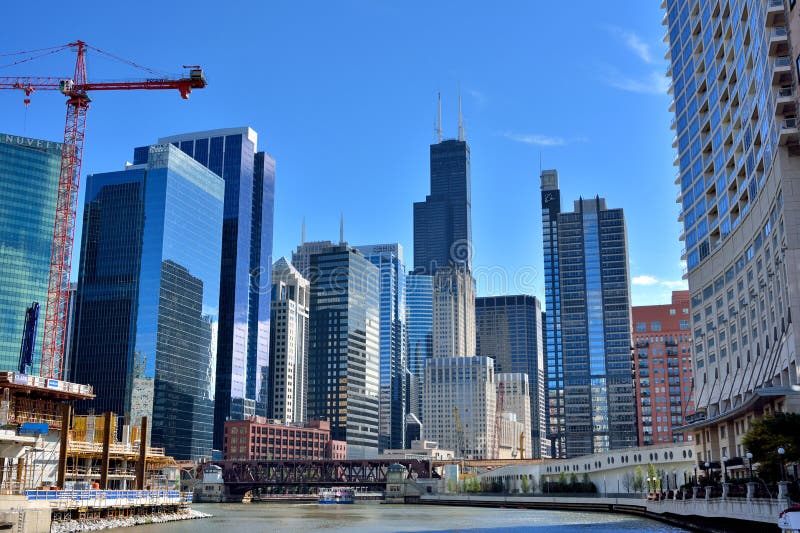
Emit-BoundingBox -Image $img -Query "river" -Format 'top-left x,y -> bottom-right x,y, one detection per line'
107,503 -> 688,532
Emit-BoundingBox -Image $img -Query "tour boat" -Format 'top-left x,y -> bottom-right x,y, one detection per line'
779,504 -> 800,532
318,487 -> 355,504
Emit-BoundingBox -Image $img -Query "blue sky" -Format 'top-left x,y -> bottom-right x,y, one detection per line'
1,1 -> 685,306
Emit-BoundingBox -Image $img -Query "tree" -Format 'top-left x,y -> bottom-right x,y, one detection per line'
743,412 -> 800,481
521,475 -> 530,494
622,471 -> 634,493
633,465 -> 645,494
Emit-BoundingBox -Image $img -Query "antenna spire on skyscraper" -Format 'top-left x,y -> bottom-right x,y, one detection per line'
458,84 -> 465,141
301,217 -> 306,244
339,213 -> 344,244
435,92 -> 443,143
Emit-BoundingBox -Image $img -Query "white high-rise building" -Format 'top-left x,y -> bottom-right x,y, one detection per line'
432,267 -> 476,359
496,373 -> 533,459
422,356 -> 495,459
268,257 -> 310,424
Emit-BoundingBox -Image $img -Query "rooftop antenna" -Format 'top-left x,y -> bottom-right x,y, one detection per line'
339,213 -> 344,244
457,84 -> 465,141
301,217 -> 306,244
435,92 -> 443,143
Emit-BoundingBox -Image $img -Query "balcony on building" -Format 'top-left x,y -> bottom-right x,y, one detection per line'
779,116 -> 799,145
776,85 -> 796,116
766,0 -> 787,27
768,26 -> 789,56
772,55 -> 792,85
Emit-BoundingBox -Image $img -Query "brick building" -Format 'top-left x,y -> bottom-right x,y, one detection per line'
223,418 -> 346,460
632,290 -> 694,446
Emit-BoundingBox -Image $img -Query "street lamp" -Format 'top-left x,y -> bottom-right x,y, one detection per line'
704,462 -> 711,485
746,452 -> 754,481
778,447 -> 786,481
722,456 -> 728,483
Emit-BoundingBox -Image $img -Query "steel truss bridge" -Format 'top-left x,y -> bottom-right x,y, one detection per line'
214,459 -> 434,498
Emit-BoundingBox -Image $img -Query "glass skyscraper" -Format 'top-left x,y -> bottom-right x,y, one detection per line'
541,172 -> 637,458
139,127 -> 275,450
355,244 -> 407,451
540,169 -> 565,458
413,138 -> 472,275
71,144 -> 224,460
475,295 -> 548,458
0,134 -> 61,374
559,195 -> 636,457
306,244 -> 380,458
665,0 -> 800,465
405,273 -> 433,419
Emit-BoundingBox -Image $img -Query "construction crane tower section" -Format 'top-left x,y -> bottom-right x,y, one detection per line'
0,40 -> 206,379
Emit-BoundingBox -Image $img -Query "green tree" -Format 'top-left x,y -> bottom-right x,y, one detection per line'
743,412 -> 800,481
633,466 -> 645,494
521,475 -> 530,494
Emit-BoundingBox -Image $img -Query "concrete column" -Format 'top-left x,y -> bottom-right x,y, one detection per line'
56,403 -> 72,489
778,481 -> 789,501
722,482 -> 730,499
746,482 -> 756,500
692,486 -> 700,499
704,486 -> 711,500
99,412 -> 113,489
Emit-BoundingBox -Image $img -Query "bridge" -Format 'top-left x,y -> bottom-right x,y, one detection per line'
213,459 -> 434,499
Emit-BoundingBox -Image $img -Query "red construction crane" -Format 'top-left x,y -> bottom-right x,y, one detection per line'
0,41 -> 206,379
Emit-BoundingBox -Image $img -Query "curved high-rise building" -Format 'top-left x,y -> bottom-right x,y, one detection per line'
665,0 -> 800,465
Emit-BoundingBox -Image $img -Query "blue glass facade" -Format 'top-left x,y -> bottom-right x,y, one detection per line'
71,144 -> 224,460
475,295 -> 546,458
306,245 -> 380,458
667,0 -> 780,273
405,273 -> 433,419
414,139 -> 472,275
150,128 -> 275,450
0,134 -> 61,374
557,197 -> 637,457
355,244 -> 407,451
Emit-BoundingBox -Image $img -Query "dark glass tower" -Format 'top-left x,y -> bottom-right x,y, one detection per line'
540,169 -> 565,458
413,137 -> 472,275
475,295 -> 547,458
557,196 -> 637,457
306,244 -> 380,458
0,134 -> 61,374
71,144 -> 224,460
148,127 -> 275,450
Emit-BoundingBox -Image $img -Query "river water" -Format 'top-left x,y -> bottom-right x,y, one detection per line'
107,503 -> 688,532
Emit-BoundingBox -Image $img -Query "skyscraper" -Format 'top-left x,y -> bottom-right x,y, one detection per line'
476,295 -> 548,458
268,257 -> 309,424
559,195 -> 637,457
355,244 -> 407,451
422,356 -> 495,459
432,267 -> 476,359
540,169 -> 565,458
71,144 -> 224,460
144,127 -> 275,449
665,0 -> 800,464
306,244 -> 380,458
413,96 -> 472,276
632,291 -> 694,446
405,273 -> 433,419
0,134 -> 61,374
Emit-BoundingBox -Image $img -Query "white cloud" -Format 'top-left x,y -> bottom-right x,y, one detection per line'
632,275 -> 659,286
467,88 -> 486,106
501,132 -> 588,147
606,70 -> 669,95
632,274 -> 688,290
605,26 -> 654,63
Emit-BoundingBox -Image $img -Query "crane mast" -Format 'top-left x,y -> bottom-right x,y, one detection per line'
0,40 -> 206,379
